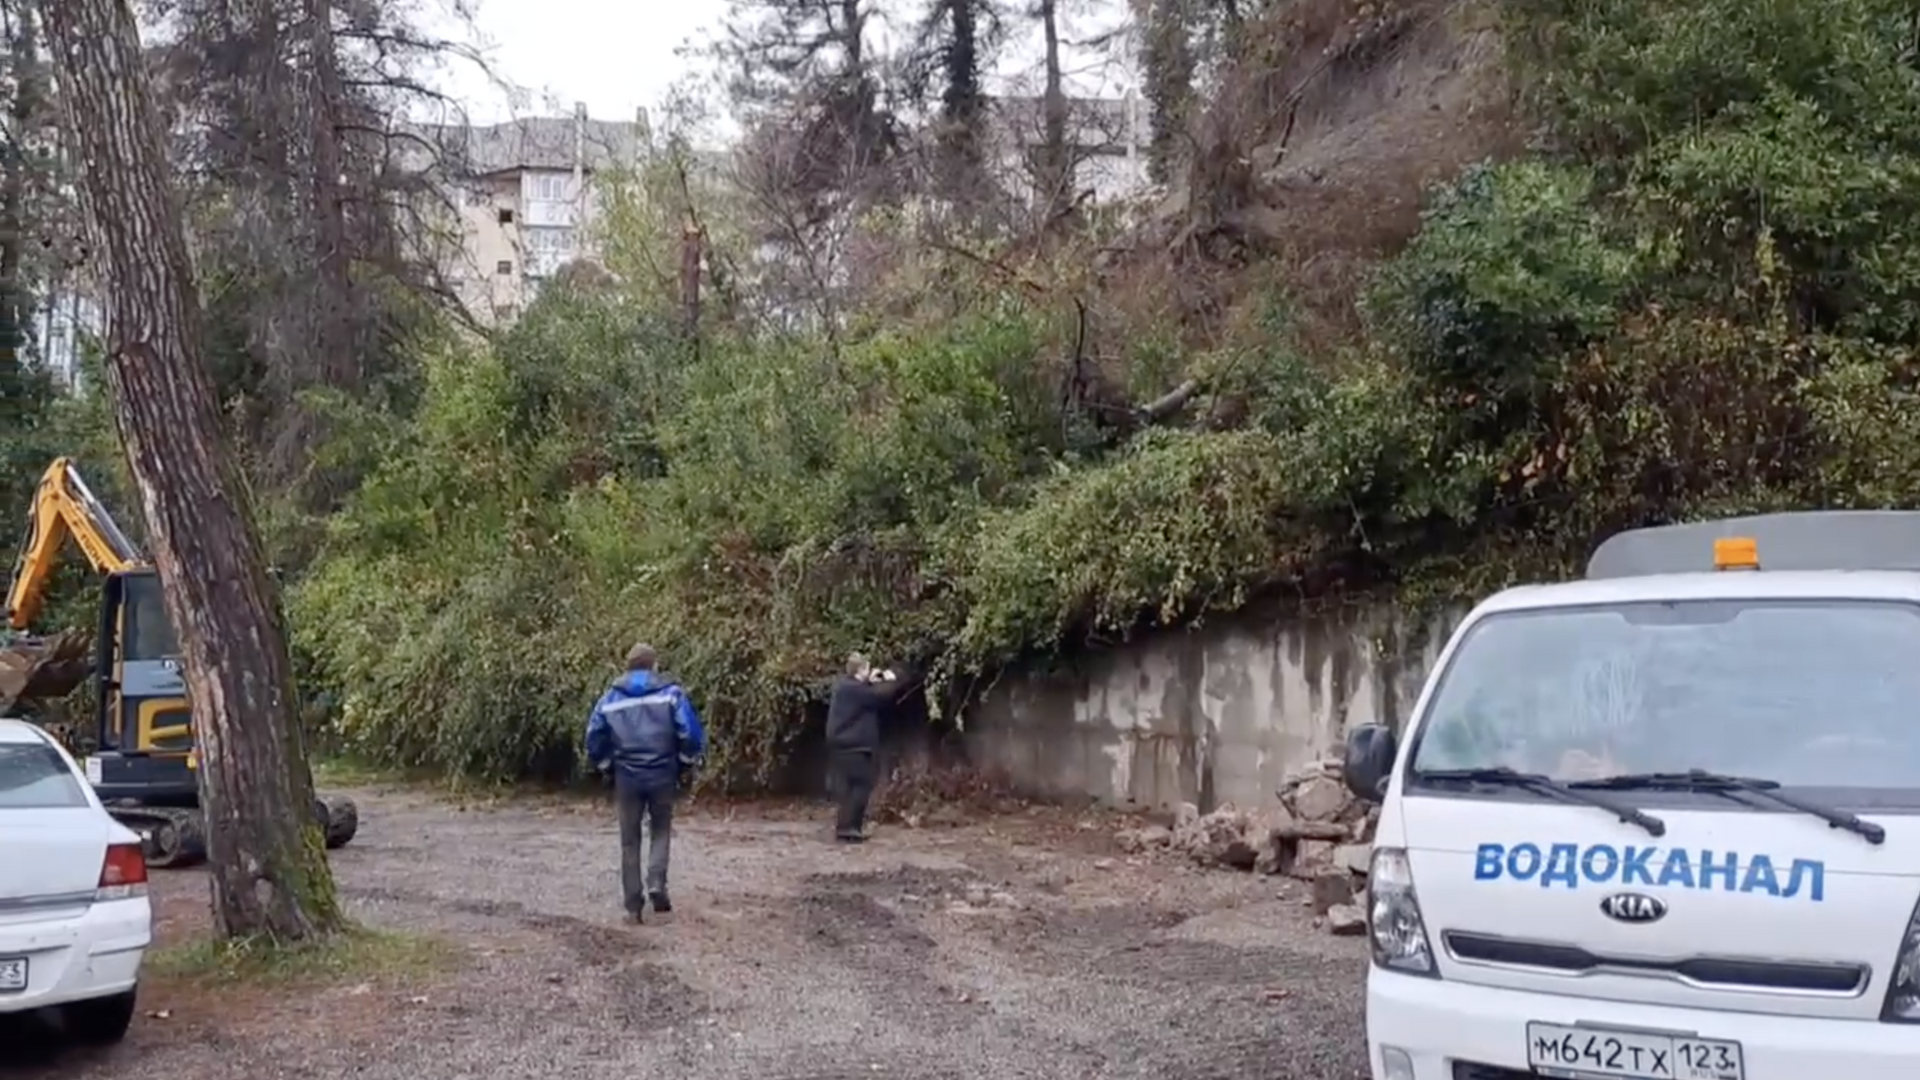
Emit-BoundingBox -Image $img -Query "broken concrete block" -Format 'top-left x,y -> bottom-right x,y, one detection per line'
1288,839 -> 1335,879
1335,843 -> 1372,875
1272,820 -> 1352,841
1309,871 -> 1355,914
1327,903 -> 1367,936
1288,775 -> 1351,822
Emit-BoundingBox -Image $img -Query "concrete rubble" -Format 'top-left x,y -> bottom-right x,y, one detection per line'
1113,757 -> 1377,936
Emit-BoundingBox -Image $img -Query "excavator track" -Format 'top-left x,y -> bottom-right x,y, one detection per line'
102,797 -> 354,871
108,804 -> 207,869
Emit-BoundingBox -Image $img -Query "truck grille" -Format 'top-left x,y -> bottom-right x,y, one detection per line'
1444,930 -> 1870,995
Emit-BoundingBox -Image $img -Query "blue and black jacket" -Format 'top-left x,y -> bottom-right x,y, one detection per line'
584,670 -> 707,792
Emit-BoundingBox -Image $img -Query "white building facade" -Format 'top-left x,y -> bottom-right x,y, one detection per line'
427,105 -> 648,325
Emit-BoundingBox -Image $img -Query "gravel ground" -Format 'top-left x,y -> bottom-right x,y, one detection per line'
1,788 -> 1369,1080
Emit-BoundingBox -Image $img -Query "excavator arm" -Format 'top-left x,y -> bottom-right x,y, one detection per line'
6,457 -> 145,630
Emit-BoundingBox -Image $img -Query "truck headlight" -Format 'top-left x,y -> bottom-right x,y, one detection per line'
1881,893 -> 1920,1021
1369,846 -> 1438,976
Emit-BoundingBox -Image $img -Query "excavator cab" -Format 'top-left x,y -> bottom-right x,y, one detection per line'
85,568 -> 195,805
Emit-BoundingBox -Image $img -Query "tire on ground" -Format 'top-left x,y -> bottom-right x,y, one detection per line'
134,808 -> 206,870
65,988 -> 137,1046
319,794 -> 359,849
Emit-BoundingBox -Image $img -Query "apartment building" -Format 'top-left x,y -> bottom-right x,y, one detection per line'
426,105 -> 649,324
420,94 -> 1144,326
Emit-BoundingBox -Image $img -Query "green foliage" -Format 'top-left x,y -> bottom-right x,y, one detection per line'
947,428 -> 1315,668
1515,0 -> 1920,337
289,0 -> 1920,787
292,276 -> 1083,784
1368,161 -> 1646,413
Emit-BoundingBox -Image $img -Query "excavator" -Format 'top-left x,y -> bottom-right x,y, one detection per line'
0,457 -> 359,868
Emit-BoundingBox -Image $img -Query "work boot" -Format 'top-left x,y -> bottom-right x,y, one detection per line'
623,906 -> 645,925
835,830 -> 867,844
649,890 -> 672,915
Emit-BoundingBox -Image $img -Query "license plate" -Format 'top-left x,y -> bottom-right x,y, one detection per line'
0,957 -> 26,993
1527,1022 -> 1744,1080
84,755 -> 101,785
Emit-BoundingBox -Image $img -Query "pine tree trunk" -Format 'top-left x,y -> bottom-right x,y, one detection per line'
0,2 -> 39,381
1038,0 -> 1072,222
36,0 -> 343,941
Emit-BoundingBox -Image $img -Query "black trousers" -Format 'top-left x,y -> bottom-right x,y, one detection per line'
615,784 -> 674,913
831,749 -> 875,837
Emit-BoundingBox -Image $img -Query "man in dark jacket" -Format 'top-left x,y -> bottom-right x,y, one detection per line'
823,651 -> 902,842
584,643 -> 707,922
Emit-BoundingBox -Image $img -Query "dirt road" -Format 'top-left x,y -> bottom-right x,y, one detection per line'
6,788 -> 1370,1080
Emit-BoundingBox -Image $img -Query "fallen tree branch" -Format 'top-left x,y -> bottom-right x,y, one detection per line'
1137,378 -> 1203,424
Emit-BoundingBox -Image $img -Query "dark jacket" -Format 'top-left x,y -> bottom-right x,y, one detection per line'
584,670 -> 707,791
825,674 -> 899,753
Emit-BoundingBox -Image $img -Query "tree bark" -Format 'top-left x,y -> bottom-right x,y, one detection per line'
1141,0 -> 1195,187
0,1 -> 39,382
1037,0 -> 1072,223
36,0 -> 343,941
303,0 -> 358,393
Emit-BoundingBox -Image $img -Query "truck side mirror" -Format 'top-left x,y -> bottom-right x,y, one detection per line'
1343,723 -> 1398,802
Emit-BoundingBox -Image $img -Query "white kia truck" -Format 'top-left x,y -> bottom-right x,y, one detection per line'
1344,511 -> 1920,1080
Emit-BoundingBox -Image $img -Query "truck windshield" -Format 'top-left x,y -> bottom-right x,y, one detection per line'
1409,599 -> 1920,797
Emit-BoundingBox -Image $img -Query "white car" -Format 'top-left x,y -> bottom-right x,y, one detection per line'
0,717 -> 151,1045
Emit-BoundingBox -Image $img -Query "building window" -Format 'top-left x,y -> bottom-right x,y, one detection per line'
496,208 -> 515,225
529,172 -> 569,202
496,260 -> 513,275
525,226 -> 575,255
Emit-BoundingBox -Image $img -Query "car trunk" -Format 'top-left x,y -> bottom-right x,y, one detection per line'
0,806 -> 107,905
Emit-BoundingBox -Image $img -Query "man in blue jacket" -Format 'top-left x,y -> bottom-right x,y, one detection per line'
584,642 -> 707,922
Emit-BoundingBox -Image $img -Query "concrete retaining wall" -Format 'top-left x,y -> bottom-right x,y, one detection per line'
962,604 -> 1461,812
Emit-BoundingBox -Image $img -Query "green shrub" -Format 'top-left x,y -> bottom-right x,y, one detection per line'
292,283 -> 1081,785
288,0 -> 1920,789
1367,160 -> 1645,434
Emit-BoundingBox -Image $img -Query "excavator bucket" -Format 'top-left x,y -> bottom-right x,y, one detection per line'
0,629 -> 93,715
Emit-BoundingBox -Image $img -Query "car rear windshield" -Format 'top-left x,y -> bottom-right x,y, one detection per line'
0,742 -> 89,808
1408,599 -> 1920,795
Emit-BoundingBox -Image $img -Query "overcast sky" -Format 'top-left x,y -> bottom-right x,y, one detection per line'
421,0 -> 1137,127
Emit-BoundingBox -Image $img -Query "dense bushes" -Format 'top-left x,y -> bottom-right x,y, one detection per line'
286,0 -> 1920,785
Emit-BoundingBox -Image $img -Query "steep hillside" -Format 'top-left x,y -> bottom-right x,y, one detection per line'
292,0 -> 1920,788
1146,0 -> 1515,344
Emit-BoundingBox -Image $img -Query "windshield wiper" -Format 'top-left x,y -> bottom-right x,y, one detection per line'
1570,770 -> 1886,845
1419,766 -> 1667,837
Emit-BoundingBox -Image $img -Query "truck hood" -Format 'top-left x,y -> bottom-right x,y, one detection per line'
1402,795 -> 1918,1019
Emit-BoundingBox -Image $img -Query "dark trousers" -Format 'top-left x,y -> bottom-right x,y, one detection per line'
831,749 -> 875,837
615,784 -> 674,912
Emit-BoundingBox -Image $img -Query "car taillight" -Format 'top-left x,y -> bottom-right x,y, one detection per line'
96,841 -> 148,900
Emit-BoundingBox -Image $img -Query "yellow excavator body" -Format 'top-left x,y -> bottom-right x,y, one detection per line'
0,457 -> 358,866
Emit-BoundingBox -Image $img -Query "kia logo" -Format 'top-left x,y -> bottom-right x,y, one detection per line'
1600,892 -> 1668,924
